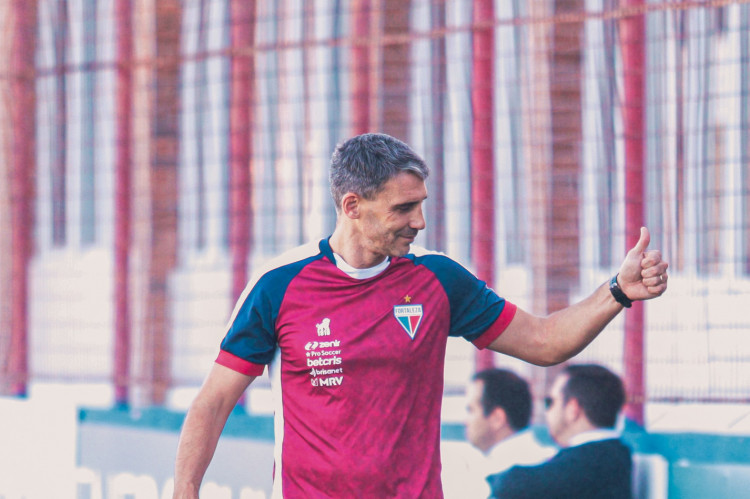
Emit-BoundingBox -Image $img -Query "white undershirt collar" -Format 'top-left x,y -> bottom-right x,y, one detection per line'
332,253 -> 390,279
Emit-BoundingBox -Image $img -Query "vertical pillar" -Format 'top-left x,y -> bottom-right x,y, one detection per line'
471,0 -> 496,371
351,0 -> 372,135
521,0 -> 553,412
426,0 -> 447,252
547,0 -> 583,312
427,0 -> 448,251
229,0 -> 256,302
6,0 -> 38,397
114,0 -> 133,407
52,2 -> 67,246
381,0 -> 411,141
621,0 -> 647,426
743,6 -> 750,275
133,0 -> 180,406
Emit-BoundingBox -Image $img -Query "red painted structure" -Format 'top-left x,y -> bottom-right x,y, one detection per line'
621,0 -> 647,425
471,0 -> 496,371
351,0 -> 372,135
8,0 -> 38,397
229,0 -> 256,303
114,0 -> 133,407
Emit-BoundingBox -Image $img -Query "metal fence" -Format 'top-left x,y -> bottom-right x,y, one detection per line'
1,0 -> 750,421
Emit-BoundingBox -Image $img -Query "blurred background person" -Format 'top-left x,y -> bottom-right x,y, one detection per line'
466,368 -> 555,477
488,364 -> 631,499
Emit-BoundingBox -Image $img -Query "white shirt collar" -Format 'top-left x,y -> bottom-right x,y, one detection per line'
568,429 -> 621,448
485,429 -> 557,473
333,253 -> 390,279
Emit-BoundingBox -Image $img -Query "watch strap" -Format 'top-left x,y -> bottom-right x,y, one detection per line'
609,273 -> 633,308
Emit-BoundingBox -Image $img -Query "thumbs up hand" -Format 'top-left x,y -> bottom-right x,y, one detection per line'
617,227 -> 669,301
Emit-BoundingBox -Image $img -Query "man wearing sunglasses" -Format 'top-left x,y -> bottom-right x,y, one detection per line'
488,364 -> 632,499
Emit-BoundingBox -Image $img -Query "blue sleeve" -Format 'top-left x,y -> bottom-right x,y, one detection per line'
220,272 -> 282,366
413,253 -> 508,342
220,255 -> 317,365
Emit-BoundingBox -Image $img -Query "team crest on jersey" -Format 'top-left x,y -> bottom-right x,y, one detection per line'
394,304 -> 423,340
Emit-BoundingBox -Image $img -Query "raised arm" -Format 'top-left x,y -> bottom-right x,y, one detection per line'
173,363 -> 255,498
489,227 -> 668,366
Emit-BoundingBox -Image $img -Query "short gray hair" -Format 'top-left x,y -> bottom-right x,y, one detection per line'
329,133 -> 430,211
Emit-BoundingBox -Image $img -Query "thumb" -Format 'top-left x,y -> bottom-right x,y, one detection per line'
630,226 -> 650,255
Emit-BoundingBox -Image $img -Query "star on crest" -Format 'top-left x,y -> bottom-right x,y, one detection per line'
404,295 -> 412,303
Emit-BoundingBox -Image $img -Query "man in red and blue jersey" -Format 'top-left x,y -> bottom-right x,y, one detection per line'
173,133 -> 669,498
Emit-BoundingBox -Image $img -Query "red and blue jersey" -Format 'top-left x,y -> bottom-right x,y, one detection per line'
217,238 -> 517,498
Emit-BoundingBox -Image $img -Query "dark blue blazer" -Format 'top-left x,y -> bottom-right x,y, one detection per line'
487,438 -> 632,499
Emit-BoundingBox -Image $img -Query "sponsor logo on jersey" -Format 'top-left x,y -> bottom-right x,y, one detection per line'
393,304 -> 423,339
309,367 -> 343,377
319,376 -> 343,386
307,355 -> 342,367
310,375 -> 343,387
308,349 -> 341,358
316,318 -> 331,336
305,339 -> 340,351
308,319 -> 343,388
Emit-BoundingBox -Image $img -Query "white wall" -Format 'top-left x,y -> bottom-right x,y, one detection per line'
0,389 -> 77,499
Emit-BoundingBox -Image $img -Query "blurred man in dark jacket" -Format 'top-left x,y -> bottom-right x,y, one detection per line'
488,364 -> 632,499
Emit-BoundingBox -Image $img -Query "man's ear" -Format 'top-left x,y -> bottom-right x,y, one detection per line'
564,397 -> 583,422
488,407 -> 508,431
341,192 -> 360,219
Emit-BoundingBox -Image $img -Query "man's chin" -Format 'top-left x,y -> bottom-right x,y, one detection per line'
392,242 -> 412,257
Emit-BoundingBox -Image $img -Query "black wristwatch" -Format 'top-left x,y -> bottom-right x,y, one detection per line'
609,273 -> 632,308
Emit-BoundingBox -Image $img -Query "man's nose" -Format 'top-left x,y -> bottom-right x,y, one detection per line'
411,207 -> 426,230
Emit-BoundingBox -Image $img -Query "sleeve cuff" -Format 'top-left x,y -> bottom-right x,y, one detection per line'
216,350 -> 266,376
472,301 -> 517,350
